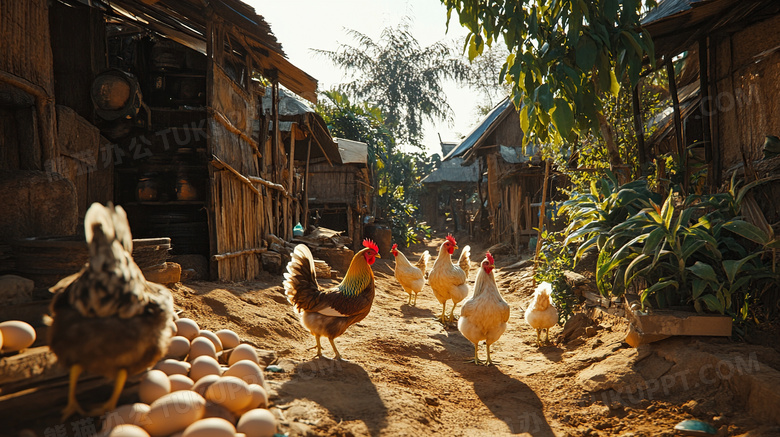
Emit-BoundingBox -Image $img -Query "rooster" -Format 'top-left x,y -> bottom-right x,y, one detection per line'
391,243 -> 430,306
284,239 -> 379,360
47,203 -> 176,421
458,252 -> 509,365
428,235 -> 471,323
524,281 -> 559,345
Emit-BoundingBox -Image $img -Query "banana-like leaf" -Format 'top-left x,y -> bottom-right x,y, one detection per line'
691,279 -> 708,300
723,220 -> 769,245
624,253 -> 650,285
688,261 -> 718,282
723,252 -> 762,283
681,239 -> 707,260
699,294 -> 724,313
642,227 -> 666,255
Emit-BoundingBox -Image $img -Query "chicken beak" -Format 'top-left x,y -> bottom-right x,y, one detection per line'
454,245 -> 459,250
376,253 -> 381,258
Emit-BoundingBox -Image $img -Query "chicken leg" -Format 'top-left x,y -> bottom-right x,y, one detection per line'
447,304 -> 458,322
437,303 -> 448,324
86,368 -> 127,417
328,337 -> 343,360
485,344 -> 499,366
464,343 -> 484,365
314,336 -> 324,358
61,364 -> 87,421
406,293 -> 413,306
411,293 -> 418,306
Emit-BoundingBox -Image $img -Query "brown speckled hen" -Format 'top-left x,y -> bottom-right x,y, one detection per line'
284,239 -> 379,360
47,202 -> 176,420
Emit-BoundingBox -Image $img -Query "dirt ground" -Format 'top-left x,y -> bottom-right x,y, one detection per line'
170,235 -> 780,437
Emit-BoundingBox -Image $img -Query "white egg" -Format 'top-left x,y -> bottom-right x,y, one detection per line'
202,401 -> 236,423
155,359 -> 191,376
189,355 -> 222,382
0,320 -> 36,352
101,403 -> 151,431
139,370 -> 171,404
189,337 -> 217,360
223,360 -> 265,387
236,408 -> 277,437
143,391 -> 206,437
181,417 -> 235,437
245,384 -> 269,411
168,374 -> 195,392
204,376 -> 252,414
198,330 -> 223,352
191,374 -> 221,397
165,336 -> 191,360
104,424 -> 151,437
175,318 -> 200,341
228,344 -> 259,366
215,329 -> 240,349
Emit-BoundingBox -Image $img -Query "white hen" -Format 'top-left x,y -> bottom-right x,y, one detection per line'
524,281 -> 558,345
428,235 -> 471,323
391,243 -> 430,306
458,252 -> 509,365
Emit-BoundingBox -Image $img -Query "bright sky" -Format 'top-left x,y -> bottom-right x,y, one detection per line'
247,0 -> 485,157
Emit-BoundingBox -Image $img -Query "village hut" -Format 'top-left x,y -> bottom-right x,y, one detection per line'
307,138 -> 371,249
641,0 -> 780,223
420,142 -> 479,233
0,0 -> 338,283
444,98 -> 566,251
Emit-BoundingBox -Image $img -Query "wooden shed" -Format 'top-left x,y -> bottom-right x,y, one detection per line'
420,142 -> 479,233
642,0 -> 780,212
0,0 -> 338,282
444,98 -> 566,250
307,138 -> 372,249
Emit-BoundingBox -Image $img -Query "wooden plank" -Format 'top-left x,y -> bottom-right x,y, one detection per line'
212,247 -> 267,261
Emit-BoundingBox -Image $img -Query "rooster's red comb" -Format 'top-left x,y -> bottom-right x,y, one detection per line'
445,235 -> 457,245
363,239 -> 379,253
486,252 -> 494,265
392,243 -> 398,251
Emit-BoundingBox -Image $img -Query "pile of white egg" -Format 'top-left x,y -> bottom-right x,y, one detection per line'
100,318 -> 278,437
0,320 -> 37,353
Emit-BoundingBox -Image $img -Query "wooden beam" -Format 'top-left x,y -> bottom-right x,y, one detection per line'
632,83 -> 646,169
532,159 -> 552,285
666,57 -> 686,192
210,109 -> 261,155
212,247 -> 267,261
210,155 -> 262,196
304,137 -> 312,229
699,38 -> 713,192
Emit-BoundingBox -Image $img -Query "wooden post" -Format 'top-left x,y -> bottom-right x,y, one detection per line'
632,83 -> 646,169
708,36 -> 721,189
666,57 -> 686,193
288,124 -> 297,239
533,159 -> 552,285
271,76 -> 280,236
699,38 -> 713,192
303,137 -> 312,229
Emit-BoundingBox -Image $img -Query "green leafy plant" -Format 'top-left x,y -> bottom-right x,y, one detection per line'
534,229 -> 578,324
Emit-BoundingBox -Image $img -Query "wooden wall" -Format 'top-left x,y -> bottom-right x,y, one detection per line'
713,13 -> 780,172
0,0 -> 55,96
486,154 -> 545,249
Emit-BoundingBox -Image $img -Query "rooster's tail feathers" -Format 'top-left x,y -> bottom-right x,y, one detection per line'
415,250 -> 431,273
458,245 -> 471,274
283,244 -> 321,312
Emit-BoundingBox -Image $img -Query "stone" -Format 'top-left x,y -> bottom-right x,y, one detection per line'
262,251 -> 283,274
142,262 -> 181,285
0,275 -> 34,304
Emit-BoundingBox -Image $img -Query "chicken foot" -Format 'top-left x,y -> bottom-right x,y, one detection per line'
314,335 -> 324,358
485,344 -> 499,366
328,337 -> 343,360
447,304 -> 459,322
464,343 -> 484,365
85,368 -> 127,417
61,364 -> 87,421
437,303 -> 448,324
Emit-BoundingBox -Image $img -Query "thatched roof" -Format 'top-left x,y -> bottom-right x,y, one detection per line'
443,98 -> 514,162
421,158 -> 478,185
642,0 -> 780,58
261,89 -> 342,165
70,0 -> 318,102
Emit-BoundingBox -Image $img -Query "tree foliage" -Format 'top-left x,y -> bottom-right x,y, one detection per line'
312,16 -> 468,148
316,90 -> 434,246
441,0 -> 657,157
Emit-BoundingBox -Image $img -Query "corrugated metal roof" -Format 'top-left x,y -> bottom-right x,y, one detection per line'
443,97 -> 513,161
421,158 -> 479,184
336,138 -> 368,165
641,0 -> 707,25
